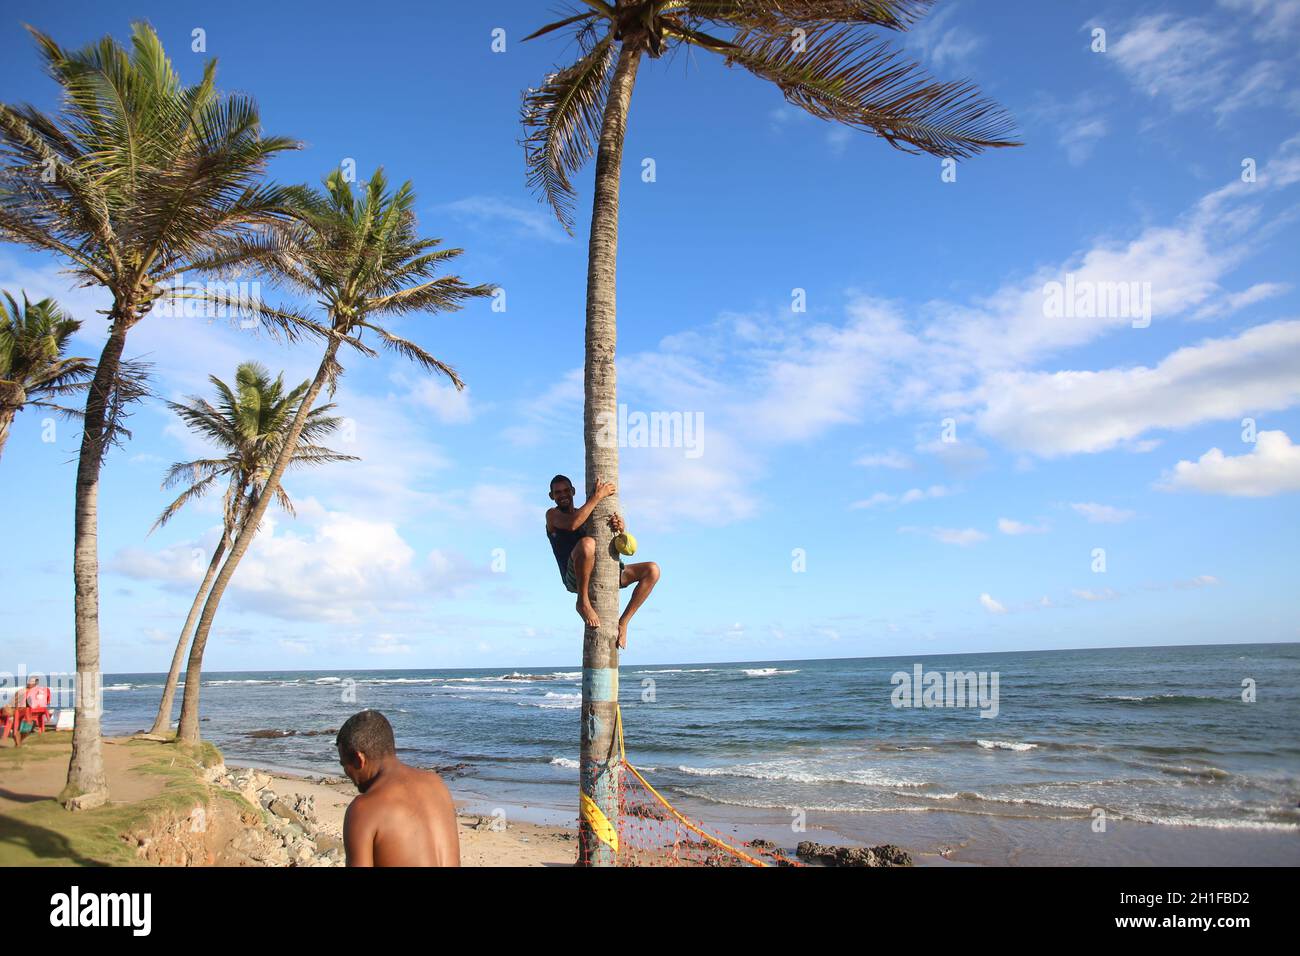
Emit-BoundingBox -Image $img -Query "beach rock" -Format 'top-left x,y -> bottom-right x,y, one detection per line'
268,795 -> 313,830
314,831 -> 344,854
626,802 -> 669,821
795,841 -> 912,867
432,762 -> 471,779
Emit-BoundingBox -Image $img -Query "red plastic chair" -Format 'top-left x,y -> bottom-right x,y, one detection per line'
23,687 -> 51,734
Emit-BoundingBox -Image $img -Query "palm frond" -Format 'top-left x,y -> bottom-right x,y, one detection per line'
521,33 -> 618,233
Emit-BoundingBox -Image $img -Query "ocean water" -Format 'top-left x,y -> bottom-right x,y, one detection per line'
98,643 -> 1300,854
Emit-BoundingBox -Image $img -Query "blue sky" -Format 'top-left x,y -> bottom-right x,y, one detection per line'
1,0 -> 1298,673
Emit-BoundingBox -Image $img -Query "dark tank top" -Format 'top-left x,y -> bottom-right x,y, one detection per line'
547,521 -> 584,579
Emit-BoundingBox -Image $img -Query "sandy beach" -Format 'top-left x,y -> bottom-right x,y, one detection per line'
245,765 -> 578,867
0,733 -> 578,866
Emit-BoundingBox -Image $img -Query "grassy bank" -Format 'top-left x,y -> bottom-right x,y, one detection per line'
0,733 -> 237,866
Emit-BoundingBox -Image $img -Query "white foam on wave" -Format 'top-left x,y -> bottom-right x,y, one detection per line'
741,668 -> 799,677
518,695 -> 582,709
206,678 -> 279,685
550,757 -> 580,769
977,739 -> 1038,752
357,677 -> 440,685
675,760 -> 923,789
436,685 -> 518,694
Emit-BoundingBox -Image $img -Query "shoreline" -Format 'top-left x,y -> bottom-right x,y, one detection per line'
235,763 -> 579,867
239,758 -> 1300,867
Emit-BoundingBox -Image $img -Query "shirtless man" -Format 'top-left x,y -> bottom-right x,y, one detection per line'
336,710 -> 460,867
545,474 -> 660,649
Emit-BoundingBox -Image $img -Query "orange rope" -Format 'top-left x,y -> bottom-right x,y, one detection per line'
614,705 -> 782,867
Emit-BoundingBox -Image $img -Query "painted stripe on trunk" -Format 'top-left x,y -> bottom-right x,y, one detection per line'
583,667 -> 619,702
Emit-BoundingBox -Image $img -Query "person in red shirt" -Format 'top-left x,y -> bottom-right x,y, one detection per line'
2,687 -> 27,746
24,677 -> 51,730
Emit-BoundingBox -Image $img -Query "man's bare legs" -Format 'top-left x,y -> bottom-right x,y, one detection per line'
617,561 -> 660,649
572,536 -> 600,627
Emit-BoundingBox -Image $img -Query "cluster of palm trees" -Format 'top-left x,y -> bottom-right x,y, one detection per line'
4,3 -> 1016,867
0,23 -> 491,809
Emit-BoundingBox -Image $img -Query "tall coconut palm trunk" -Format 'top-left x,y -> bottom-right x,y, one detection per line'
147,530 -> 230,736
578,44 -> 641,868
0,399 -> 18,461
63,315 -> 131,809
175,341 -> 341,745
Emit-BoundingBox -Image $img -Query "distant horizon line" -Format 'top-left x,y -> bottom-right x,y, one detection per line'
90,638 -> 1299,677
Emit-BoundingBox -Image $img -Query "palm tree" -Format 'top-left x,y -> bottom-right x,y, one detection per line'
520,0 -> 1020,864
147,361 -> 357,737
0,23 -> 300,808
0,290 -> 92,461
173,168 -> 493,744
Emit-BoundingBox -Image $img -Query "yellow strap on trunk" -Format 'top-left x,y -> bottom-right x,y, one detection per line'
580,790 -> 619,852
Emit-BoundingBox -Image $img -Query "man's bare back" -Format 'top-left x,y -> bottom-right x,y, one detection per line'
336,709 -> 460,867
343,761 -> 460,867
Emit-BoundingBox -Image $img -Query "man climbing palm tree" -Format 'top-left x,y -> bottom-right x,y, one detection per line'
545,474 -> 659,649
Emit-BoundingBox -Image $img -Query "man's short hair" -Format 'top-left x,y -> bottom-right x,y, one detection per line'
336,710 -> 396,764
550,474 -> 572,490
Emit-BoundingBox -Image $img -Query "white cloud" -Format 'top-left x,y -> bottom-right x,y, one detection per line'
1107,15 -> 1235,113
112,510 -> 487,623
1192,282 -> 1290,319
394,370 -> 474,424
851,485 -> 953,509
466,483 -> 535,531
441,195 -> 567,243
368,633 -> 414,655
1103,11 -> 1296,120
914,438 -> 989,476
855,449 -> 912,469
1071,502 -> 1136,524
979,593 -> 1007,614
976,320 -> 1300,456
1072,587 -> 1119,602
901,526 -> 987,546
998,517 -> 1050,535
908,3 -> 985,69
1218,0 -> 1300,39
1157,429 -> 1300,496
741,299 -> 919,442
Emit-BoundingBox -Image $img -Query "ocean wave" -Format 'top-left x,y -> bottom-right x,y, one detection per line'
445,671 -> 580,684
550,757 -> 580,769
674,761 -> 924,789
206,678 -> 282,685
741,668 -> 800,677
356,677 -> 441,685
1090,693 -> 1226,706
1157,764 -> 1232,781
976,739 -> 1038,752
631,668 -> 716,674
104,683 -> 133,692
435,685 -> 519,694
517,698 -> 582,710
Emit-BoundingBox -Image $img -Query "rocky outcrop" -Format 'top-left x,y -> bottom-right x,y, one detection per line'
210,765 -> 344,867
795,840 -> 913,867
